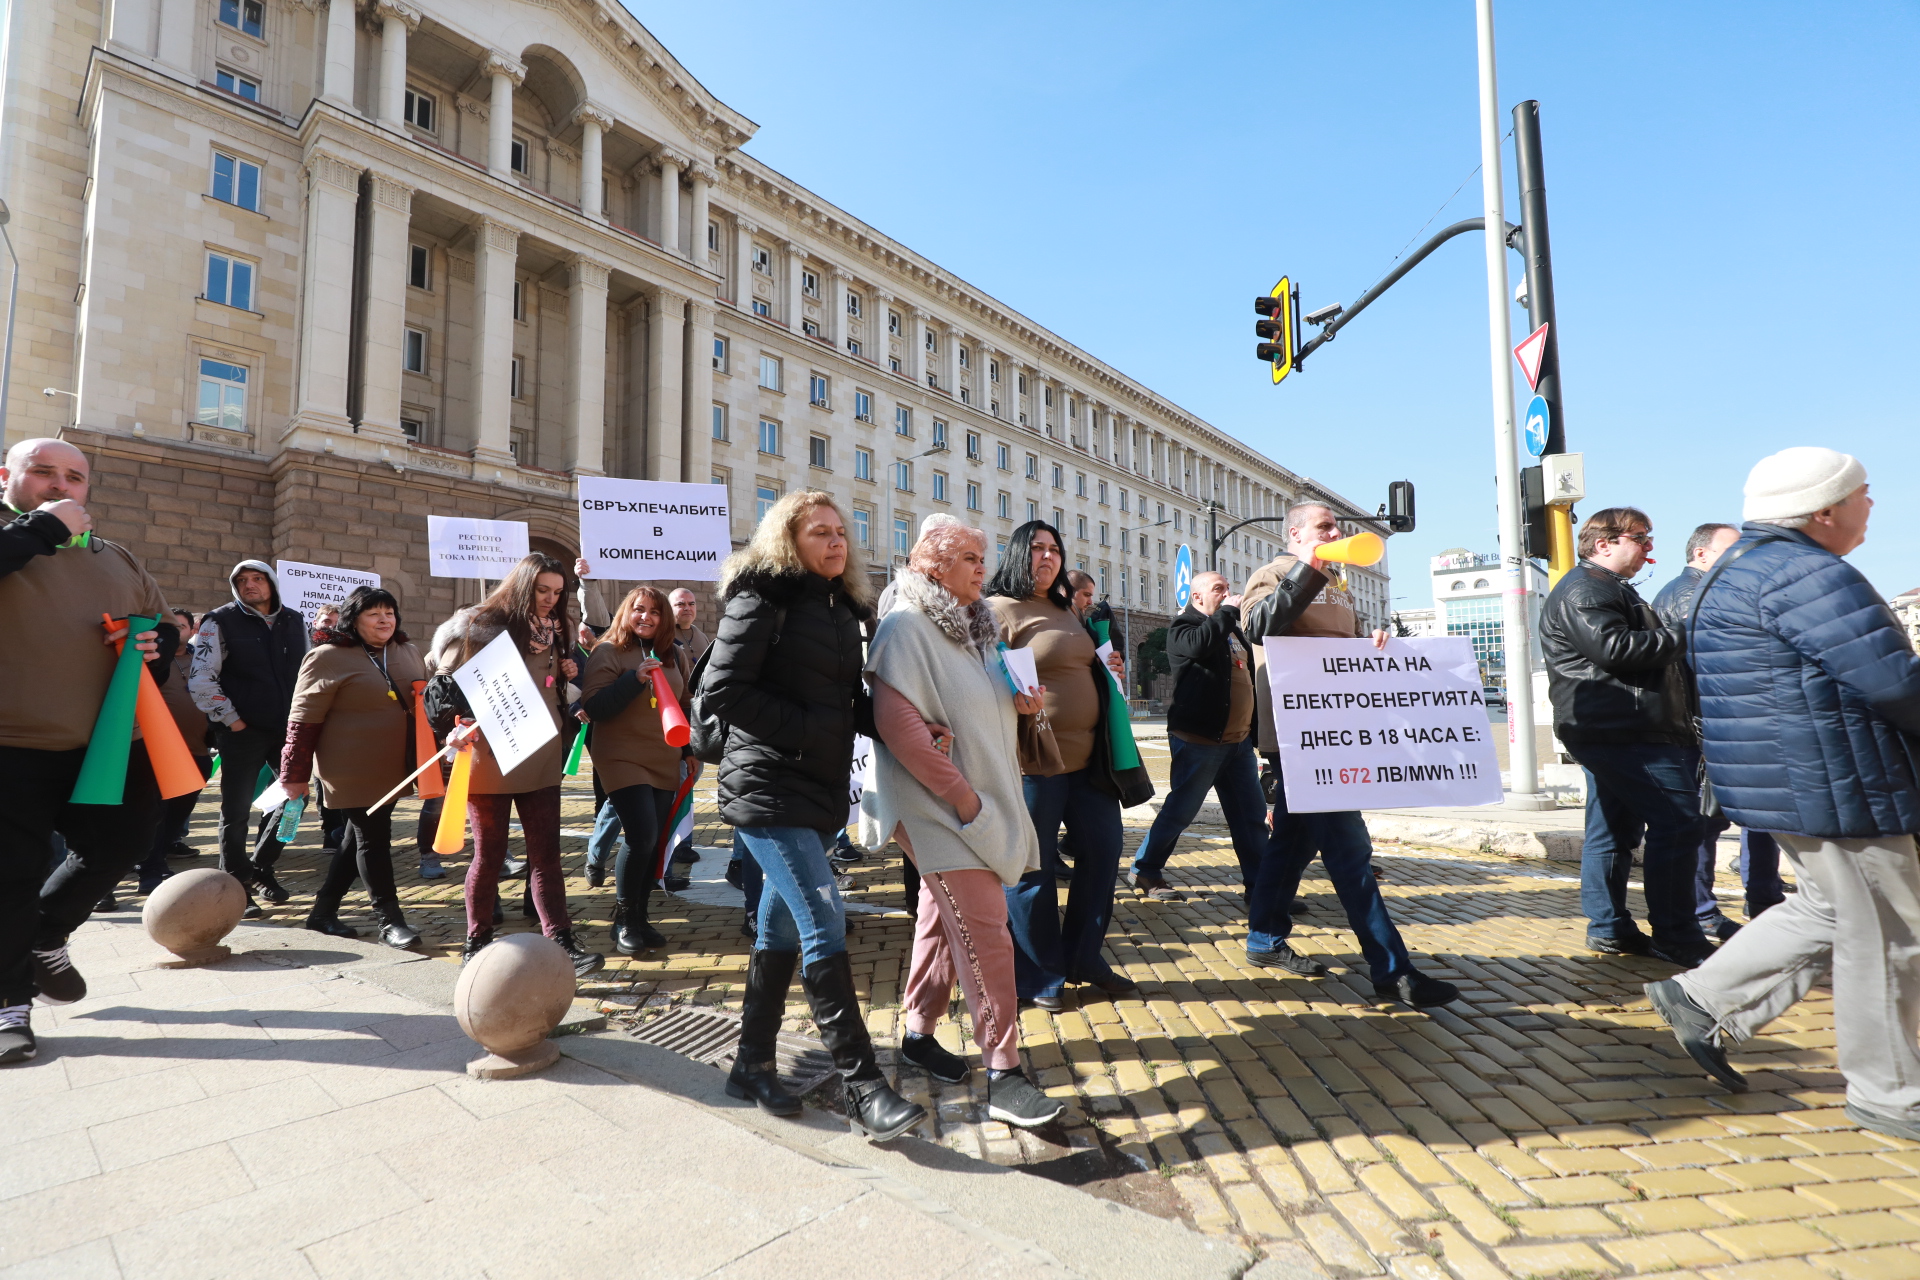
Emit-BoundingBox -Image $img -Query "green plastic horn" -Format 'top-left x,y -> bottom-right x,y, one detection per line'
70,614 -> 158,805
565,722 -> 589,776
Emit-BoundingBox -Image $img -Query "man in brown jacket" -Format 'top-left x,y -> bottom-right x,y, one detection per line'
0,439 -> 176,1063
1238,503 -> 1457,1008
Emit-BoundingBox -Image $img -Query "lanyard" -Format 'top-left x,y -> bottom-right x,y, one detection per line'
364,644 -> 400,701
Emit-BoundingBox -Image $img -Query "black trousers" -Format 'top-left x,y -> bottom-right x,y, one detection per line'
312,804 -> 401,917
607,783 -> 675,902
210,723 -> 285,877
0,742 -> 161,1004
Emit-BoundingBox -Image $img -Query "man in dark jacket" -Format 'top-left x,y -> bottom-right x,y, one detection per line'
190,560 -> 308,907
1540,506 -> 1714,967
1652,523 -> 1785,940
1647,447 -> 1920,1140
1128,572 -> 1267,900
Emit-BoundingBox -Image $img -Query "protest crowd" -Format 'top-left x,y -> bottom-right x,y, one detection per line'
5,435 -> 1919,1149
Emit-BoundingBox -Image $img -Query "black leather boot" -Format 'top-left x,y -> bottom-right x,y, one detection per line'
801,952 -> 925,1142
613,891 -> 667,956
461,930 -> 493,964
553,929 -> 604,977
373,898 -> 421,950
304,886 -> 358,938
726,949 -> 801,1116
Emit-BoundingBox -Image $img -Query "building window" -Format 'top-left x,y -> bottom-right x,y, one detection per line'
402,327 -> 427,374
404,87 -> 435,131
1099,522 -> 1110,547
1025,454 -> 1038,480
1075,473 -> 1087,497
510,138 -> 530,176
926,371 -> 938,390
932,471 -> 948,502
895,461 -> 913,492
924,329 -> 937,353
854,390 -> 873,422
400,416 -> 422,442
707,222 -> 719,252
757,484 -> 779,521
1076,514 -> 1088,541
958,346 -> 970,368
218,0 -> 264,38
801,319 -> 819,338
887,311 -> 901,335
932,420 -> 948,451
959,388 -> 970,405
1157,539 -> 1167,563
195,358 -> 247,430
888,357 -> 901,374
408,244 -> 430,290
809,434 -> 830,468
966,481 -> 981,511
853,507 -> 871,548
801,269 -> 819,298
758,419 -> 781,455
854,447 -> 873,481
1017,373 -> 1029,394
1098,480 -> 1109,505
846,339 -> 861,357
509,358 -> 523,399
1119,488 -> 1130,513
203,251 -> 253,311
512,280 -> 524,320
1051,463 -> 1064,490
751,298 -> 771,318
894,406 -> 912,437
711,404 -> 728,441
989,359 -> 1000,383
990,400 -> 1000,418
759,355 -> 782,392
1027,500 -> 1039,523
751,245 -> 772,274
893,516 -> 912,556
965,431 -> 980,460
996,491 -> 1011,519
847,291 -> 862,316
209,152 -> 260,212
1053,507 -> 1065,531
216,67 -> 261,102
713,336 -> 728,372
1098,566 -> 1108,595
996,443 -> 1011,471
810,374 -> 829,407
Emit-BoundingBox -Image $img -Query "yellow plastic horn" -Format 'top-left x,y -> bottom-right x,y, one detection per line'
1315,531 -> 1385,567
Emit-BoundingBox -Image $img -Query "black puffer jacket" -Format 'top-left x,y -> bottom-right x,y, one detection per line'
1540,560 -> 1691,746
705,566 -> 874,829
1165,603 -> 1250,742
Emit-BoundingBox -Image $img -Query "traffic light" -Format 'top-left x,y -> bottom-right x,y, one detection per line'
1253,278 -> 1299,385
1520,465 -> 1551,561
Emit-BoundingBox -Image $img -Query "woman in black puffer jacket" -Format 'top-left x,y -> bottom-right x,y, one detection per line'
703,489 -> 924,1143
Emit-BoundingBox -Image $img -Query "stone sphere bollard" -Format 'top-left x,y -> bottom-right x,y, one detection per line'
143,868 -> 248,967
453,934 -> 576,1079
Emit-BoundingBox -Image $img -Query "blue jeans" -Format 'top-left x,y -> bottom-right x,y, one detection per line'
588,797 -> 628,872
737,826 -> 845,964
1131,736 -> 1268,886
1571,742 -> 1711,949
1246,789 -> 1414,986
1007,769 -> 1123,999
1692,821 -> 1788,924
735,830 -> 765,925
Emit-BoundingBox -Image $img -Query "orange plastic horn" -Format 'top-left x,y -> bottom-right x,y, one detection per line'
1315,531 -> 1385,567
107,615 -> 204,800
411,681 -> 445,800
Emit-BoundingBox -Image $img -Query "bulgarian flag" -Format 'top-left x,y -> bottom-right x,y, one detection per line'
653,770 -> 698,884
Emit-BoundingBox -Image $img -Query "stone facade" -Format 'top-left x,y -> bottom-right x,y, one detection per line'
1,0 -> 1388,640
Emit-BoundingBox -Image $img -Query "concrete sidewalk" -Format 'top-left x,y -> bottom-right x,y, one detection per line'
0,918 -> 1261,1280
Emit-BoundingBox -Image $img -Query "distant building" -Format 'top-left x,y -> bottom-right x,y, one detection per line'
1392,607 -> 1438,638
1429,548 -> 1546,689
1892,589 -> 1920,647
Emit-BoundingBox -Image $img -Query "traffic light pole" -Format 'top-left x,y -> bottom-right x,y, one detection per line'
1512,99 -> 1576,588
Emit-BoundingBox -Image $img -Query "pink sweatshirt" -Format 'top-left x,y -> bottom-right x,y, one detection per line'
872,677 -> 981,824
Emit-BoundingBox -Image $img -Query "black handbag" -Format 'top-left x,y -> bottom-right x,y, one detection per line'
1686,535 -> 1789,817
684,607 -> 786,765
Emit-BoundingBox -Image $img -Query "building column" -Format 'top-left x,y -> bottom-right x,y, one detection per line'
322,0 -> 356,106
783,242 -> 805,331
976,342 -> 996,413
576,105 -> 611,221
828,267 -> 851,351
566,255 -> 611,475
874,290 -> 895,367
655,150 -> 684,253
486,53 -> 525,178
732,215 -> 758,309
942,324 -> 962,398
682,299 -> 716,486
470,217 -> 519,465
688,164 -> 715,266
375,2 -> 418,127
358,171 -> 415,447
292,151 -> 361,438
647,286 -> 687,482
909,308 -> 930,386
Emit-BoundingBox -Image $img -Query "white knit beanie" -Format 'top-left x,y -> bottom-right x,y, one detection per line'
1743,447 -> 1867,521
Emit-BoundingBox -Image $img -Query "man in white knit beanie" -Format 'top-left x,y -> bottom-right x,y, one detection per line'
1645,446 -> 1920,1143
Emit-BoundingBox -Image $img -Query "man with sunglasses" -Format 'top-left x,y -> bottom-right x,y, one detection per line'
1540,507 -> 1716,968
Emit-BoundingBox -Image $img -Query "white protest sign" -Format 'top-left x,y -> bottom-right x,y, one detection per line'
275,561 -> 379,630
451,630 -> 558,777
848,733 -> 874,827
1264,635 -> 1501,813
427,516 -> 528,578
577,477 -> 731,582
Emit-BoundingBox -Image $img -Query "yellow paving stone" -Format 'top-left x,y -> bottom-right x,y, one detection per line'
1441,1151 -> 1533,1207
1707,1189 -> 1838,1223
1387,1254 -> 1452,1280
1641,1117 -> 1742,1142
1794,1156 -> 1916,1183
1228,1117 -> 1289,1166
1813,1245 -> 1920,1280
1361,1162 -> 1440,1221
1629,1141 -> 1737,1169
1332,1190 -> 1416,1258
1795,1183 -> 1920,1214
1883,1178 -> 1920,1204
1423,1221 -> 1511,1280
1630,1168 -> 1742,1198
1433,1184 -> 1516,1246
1510,1207 -> 1623,1238
1717,1136 -> 1828,1161
1171,1174 -> 1237,1236
1378,1133 -> 1460,1185
1555,1123 -> 1649,1149
1256,1095 -> 1317,1143
1482,1143 -> 1558,1178
1704,1222 -> 1841,1261
1522,1175 -> 1633,1206
1297,1212 -> 1378,1273
1720,1114 -> 1823,1137
1537,1146 -> 1643,1175
1220,1179 -> 1294,1241
1293,1139 -> 1358,1193
1790,1127 -> 1893,1153
1494,1241 -> 1615,1276
1875,1151 -> 1920,1176
1714,1161 -> 1825,1191
1810,1214 -> 1920,1250
1609,1196 -> 1734,1233
1600,1230 -> 1737,1273
1254,1158 -> 1320,1210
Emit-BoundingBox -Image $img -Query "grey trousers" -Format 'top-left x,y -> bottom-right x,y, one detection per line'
1677,832 -> 1920,1118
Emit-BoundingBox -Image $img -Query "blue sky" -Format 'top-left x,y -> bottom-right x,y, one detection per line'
630,2 -> 1920,602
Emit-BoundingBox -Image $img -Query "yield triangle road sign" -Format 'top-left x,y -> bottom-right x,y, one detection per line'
1513,322 -> 1550,391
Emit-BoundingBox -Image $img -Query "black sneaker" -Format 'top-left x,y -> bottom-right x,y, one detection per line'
461,931 -> 493,964
1710,918 -> 1742,942
0,1005 -> 34,1064
1585,932 -> 1653,956
95,893 -> 118,913
900,1033 -> 971,1084
987,1070 -> 1064,1128
1374,972 -> 1460,1009
1246,943 -> 1327,977
167,841 -> 200,859
1651,938 -> 1718,969
1646,978 -> 1747,1092
724,859 -> 744,890
252,866 -> 291,905
1128,872 -> 1185,902
418,854 -> 446,881
30,945 -> 86,1005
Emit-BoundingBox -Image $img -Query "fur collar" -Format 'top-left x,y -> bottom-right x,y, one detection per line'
723,566 -> 874,621
895,570 -> 997,654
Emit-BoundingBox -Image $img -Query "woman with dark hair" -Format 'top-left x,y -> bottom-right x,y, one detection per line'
431,553 -> 601,976
278,587 -> 427,948
704,489 -> 924,1142
986,520 -> 1134,1011
580,585 -> 690,955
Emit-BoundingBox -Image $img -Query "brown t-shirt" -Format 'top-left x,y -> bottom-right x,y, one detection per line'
0,536 -> 170,752
676,623 -> 711,664
581,641 -> 688,793
288,642 -> 429,809
1172,631 -> 1255,746
988,593 -> 1100,775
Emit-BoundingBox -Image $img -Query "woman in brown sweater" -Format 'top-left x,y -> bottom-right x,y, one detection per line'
985,520 -> 1134,1010
278,587 -> 428,949
579,585 -> 691,956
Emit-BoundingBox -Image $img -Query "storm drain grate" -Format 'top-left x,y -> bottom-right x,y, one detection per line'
628,1006 -> 836,1098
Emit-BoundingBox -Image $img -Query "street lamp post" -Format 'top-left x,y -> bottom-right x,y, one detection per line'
884,442 -> 948,580
0,200 -> 18,441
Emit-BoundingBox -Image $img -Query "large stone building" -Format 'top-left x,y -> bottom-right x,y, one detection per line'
0,0 -> 1388,654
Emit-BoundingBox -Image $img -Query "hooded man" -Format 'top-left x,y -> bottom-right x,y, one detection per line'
190,559 -> 308,906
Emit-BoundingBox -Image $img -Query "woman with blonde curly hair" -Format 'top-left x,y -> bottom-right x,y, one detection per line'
862,516 -> 1062,1126
703,490 -> 924,1142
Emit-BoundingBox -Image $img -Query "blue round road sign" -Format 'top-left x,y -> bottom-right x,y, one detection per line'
1523,395 -> 1550,458
1173,544 -> 1194,609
